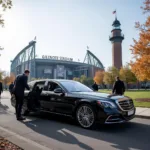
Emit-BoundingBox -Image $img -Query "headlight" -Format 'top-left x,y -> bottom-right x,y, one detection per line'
97,100 -> 116,108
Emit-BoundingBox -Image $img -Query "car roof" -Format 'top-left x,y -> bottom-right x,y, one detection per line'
29,79 -> 76,84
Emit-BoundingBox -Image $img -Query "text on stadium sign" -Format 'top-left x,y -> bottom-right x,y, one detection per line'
42,55 -> 73,61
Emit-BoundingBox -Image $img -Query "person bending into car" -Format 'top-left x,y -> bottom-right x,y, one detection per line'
13,70 -> 30,121
112,76 -> 125,95
27,86 -> 42,111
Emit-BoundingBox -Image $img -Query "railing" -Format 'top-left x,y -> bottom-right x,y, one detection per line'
109,33 -> 124,39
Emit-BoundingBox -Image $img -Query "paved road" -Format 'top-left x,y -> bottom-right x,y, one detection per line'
0,91 -> 150,150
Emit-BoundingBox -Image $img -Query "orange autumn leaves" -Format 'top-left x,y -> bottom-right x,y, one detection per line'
130,0 -> 150,81
93,70 -> 104,85
93,66 -> 137,85
2,73 -> 15,86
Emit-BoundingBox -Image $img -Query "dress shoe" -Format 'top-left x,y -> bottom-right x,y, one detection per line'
17,117 -> 26,121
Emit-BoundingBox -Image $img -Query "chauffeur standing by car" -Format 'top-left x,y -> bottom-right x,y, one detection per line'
0,81 -> 3,98
13,70 -> 30,121
112,76 -> 125,95
9,82 -> 14,95
92,82 -> 98,91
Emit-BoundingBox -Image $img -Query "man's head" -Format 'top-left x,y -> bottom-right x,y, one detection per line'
116,76 -> 120,81
24,70 -> 30,76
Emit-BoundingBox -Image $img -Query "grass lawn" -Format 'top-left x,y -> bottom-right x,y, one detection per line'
99,90 -> 150,108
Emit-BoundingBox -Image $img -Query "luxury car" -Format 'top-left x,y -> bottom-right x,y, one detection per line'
11,79 -> 136,129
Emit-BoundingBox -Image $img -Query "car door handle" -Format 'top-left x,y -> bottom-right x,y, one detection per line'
57,98 -> 62,101
44,93 -> 48,96
51,98 -> 55,101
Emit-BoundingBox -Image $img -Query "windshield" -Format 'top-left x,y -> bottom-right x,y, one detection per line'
60,81 -> 93,92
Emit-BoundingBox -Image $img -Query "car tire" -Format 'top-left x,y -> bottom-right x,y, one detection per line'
76,104 -> 96,129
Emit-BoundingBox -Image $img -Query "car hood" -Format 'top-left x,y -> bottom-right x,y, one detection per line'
71,91 -> 129,101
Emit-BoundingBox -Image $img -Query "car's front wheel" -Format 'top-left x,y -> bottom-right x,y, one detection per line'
76,104 -> 96,129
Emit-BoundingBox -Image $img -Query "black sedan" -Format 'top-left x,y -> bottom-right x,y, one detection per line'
11,79 -> 136,129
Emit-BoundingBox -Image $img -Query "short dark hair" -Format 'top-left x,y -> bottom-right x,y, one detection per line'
116,76 -> 120,80
24,70 -> 30,74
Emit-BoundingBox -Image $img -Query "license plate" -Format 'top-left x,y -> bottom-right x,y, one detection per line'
128,110 -> 134,116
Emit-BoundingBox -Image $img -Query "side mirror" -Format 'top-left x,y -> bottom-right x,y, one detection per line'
54,88 -> 63,94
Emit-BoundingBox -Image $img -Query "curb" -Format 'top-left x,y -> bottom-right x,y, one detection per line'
135,115 -> 150,119
0,126 -> 52,150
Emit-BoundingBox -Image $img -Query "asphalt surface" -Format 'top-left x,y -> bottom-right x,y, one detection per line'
0,91 -> 150,150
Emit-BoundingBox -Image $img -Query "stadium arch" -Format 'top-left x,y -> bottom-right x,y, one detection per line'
10,40 -> 36,81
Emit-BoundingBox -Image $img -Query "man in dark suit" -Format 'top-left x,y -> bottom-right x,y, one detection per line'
0,81 -> 3,98
92,82 -> 98,91
112,76 -> 125,95
13,70 -> 30,120
9,82 -> 14,95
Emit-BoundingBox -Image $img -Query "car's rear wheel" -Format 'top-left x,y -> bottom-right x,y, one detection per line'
76,104 -> 96,129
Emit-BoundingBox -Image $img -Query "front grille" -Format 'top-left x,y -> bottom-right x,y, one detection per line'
118,99 -> 134,111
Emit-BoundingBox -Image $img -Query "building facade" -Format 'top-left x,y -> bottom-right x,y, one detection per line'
10,40 -> 104,81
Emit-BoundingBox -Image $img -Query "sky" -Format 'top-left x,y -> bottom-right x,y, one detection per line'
0,0 -> 146,72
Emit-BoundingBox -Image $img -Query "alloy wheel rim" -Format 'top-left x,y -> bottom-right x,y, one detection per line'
77,105 -> 94,128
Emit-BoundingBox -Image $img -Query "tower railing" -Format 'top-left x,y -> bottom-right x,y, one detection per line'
109,33 -> 124,40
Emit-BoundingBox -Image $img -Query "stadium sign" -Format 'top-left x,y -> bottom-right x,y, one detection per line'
42,55 -> 73,61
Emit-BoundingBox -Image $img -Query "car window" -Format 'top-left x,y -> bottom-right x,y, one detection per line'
34,81 -> 45,90
60,81 -> 93,92
47,82 -> 61,91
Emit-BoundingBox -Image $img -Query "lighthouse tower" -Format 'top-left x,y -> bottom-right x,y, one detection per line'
109,18 -> 124,69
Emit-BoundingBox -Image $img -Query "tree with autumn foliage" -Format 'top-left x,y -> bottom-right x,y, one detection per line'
130,0 -> 150,81
0,0 -> 12,27
94,70 -> 104,85
9,72 -> 15,83
0,0 -> 12,54
119,65 -> 137,89
0,70 -> 4,81
103,67 -> 119,87
1,72 -> 15,88
3,76 -> 10,86
73,75 -> 94,86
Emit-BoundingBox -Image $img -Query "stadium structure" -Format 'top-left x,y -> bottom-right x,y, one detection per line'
10,40 -> 105,81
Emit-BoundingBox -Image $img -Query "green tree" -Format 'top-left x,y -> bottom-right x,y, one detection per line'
3,76 -> 10,86
73,75 -> 94,87
0,71 -> 3,81
80,75 -> 87,83
103,67 -> 119,86
73,77 -> 80,82
119,65 -> 137,89
83,78 -> 93,87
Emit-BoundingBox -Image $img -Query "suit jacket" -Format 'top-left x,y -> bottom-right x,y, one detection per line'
9,83 -> 14,92
14,74 -> 30,97
0,82 -> 3,92
112,80 -> 125,95
92,83 -> 98,91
